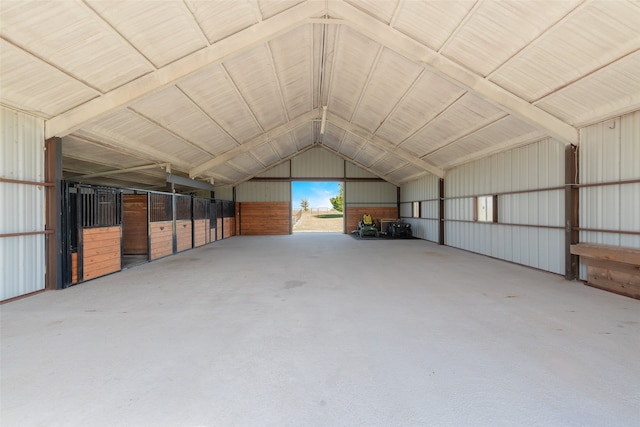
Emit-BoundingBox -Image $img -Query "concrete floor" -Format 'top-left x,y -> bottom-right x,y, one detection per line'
2,234 -> 639,427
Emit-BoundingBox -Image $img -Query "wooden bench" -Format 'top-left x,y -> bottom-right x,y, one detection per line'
570,243 -> 640,299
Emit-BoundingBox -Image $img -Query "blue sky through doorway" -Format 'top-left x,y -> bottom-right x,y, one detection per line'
292,181 -> 341,211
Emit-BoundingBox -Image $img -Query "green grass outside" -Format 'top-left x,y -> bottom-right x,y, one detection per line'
314,214 -> 344,219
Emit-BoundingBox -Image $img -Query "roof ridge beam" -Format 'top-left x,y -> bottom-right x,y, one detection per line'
329,1 -> 579,145
45,0 -> 326,139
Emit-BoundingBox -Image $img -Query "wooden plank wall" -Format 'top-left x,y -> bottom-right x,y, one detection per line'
176,220 -> 192,252
150,221 -> 173,260
123,194 -> 148,255
346,207 -> 398,234
239,202 -> 290,235
71,252 -> 78,284
194,219 -> 210,247
571,243 -> 640,299
82,226 -> 121,281
223,218 -> 235,239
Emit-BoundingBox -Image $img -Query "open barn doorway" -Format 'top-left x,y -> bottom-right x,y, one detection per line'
291,181 -> 344,233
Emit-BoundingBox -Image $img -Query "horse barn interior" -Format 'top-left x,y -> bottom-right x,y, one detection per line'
1,0 -> 639,425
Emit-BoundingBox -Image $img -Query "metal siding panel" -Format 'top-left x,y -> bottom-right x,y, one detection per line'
620,111 -> 640,181
621,182 -> 640,249
1,108 -> 45,181
620,111 -> 640,248
213,185 -> 234,201
0,183 -> 45,234
0,107 -> 46,300
579,113 -> 638,248
400,174 -> 438,202
291,147 -> 343,178
256,162 -> 291,178
1,235 -> 45,300
236,182 -> 290,202
444,138 -> 566,273
345,161 -> 377,179
399,203 -> 411,217
346,181 -> 397,205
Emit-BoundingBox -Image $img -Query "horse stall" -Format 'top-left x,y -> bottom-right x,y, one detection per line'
212,200 -> 235,240
193,197 -> 210,247
209,199 -> 218,242
122,191 -> 149,268
63,183 -> 122,286
175,194 -> 192,252
149,192 -> 173,260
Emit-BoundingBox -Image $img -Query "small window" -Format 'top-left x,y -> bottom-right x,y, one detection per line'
475,195 -> 498,223
412,201 -> 421,218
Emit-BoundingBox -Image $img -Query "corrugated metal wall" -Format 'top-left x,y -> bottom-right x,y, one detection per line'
1,107 -> 46,300
579,111 -> 640,279
236,181 -> 291,202
445,138 -> 566,275
252,147 -> 379,180
345,181 -> 396,206
256,162 -> 290,178
291,147 -> 344,178
400,175 -> 440,242
214,185 -> 234,201
345,161 -> 377,178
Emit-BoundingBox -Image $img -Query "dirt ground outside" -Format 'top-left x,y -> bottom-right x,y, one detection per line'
292,210 -> 344,233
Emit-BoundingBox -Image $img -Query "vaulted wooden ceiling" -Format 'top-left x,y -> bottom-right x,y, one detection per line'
1,0 -> 639,189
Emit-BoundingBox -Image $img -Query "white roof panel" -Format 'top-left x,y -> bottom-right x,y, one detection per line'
86,0 -> 209,68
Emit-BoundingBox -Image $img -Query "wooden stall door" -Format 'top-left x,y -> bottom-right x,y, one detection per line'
176,220 -> 193,252
83,226 -> 122,281
150,221 -> 173,260
123,195 -> 148,255
193,219 -> 209,247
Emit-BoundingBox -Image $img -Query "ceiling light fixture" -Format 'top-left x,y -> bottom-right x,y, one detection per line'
320,106 -> 327,134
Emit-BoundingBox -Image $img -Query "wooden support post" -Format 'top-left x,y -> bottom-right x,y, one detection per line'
45,137 -> 63,290
565,144 -> 579,280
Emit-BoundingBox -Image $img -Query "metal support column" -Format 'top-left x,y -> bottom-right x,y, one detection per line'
565,144 -> 579,280
45,137 -> 63,290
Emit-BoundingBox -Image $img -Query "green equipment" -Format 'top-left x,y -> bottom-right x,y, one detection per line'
357,213 -> 379,238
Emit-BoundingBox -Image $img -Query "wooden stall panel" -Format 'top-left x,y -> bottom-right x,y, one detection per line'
346,207 -> 398,234
239,202 -> 290,235
176,220 -> 192,252
193,219 -> 209,247
71,252 -> 78,284
216,218 -> 223,241
123,194 -> 148,255
223,218 -> 235,239
150,221 -> 173,260
83,226 -> 121,281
